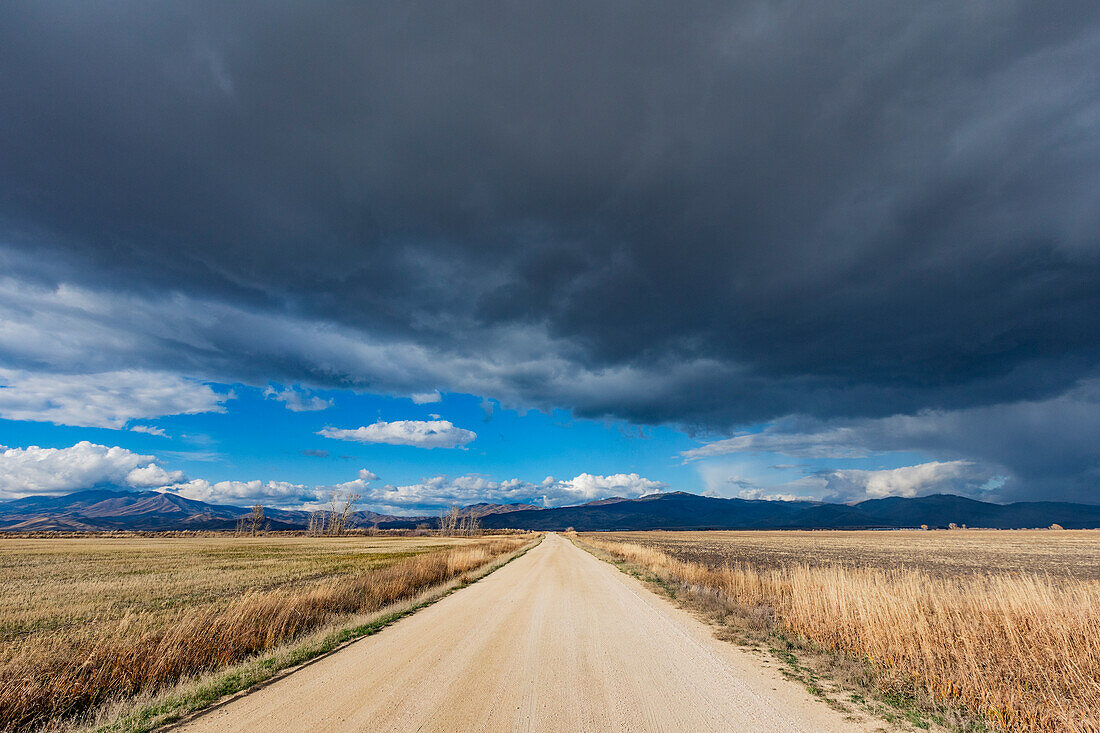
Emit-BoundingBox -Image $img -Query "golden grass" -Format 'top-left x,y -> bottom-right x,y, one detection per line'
0,535 -> 530,732
598,528 -> 1100,579
578,533 -> 1100,732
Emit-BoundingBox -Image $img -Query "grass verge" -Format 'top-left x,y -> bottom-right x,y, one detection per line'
567,533 -> 1005,732
82,534 -> 541,733
1,535 -> 539,733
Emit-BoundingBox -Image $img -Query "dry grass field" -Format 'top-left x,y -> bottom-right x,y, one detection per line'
596,529 -> 1100,579
0,534 -> 532,732
578,530 -> 1100,732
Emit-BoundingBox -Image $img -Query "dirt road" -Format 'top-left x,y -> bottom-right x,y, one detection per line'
178,533 -> 875,732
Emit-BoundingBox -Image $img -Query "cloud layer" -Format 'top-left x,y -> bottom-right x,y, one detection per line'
0,439 -> 663,513
687,379 -> 1100,502
1,3 -> 1099,499
817,461 -> 994,502
340,472 -> 667,515
0,369 -> 229,429
0,442 -> 184,499
166,478 -> 314,505
263,385 -> 331,412
320,421 -> 477,449
726,459 -> 997,504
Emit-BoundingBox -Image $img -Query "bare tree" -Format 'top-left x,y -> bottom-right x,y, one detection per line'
438,505 -> 461,536
338,491 -> 360,535
463,512 -> 480,536
307,510 -> 325,536
248,504 -> 265,536
234,504 -> 266,536
315,490 -> 360,536
326,492 -> 341,535
437,506 -> 479,537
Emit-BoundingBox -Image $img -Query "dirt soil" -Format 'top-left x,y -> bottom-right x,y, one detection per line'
175,533 -> 881,733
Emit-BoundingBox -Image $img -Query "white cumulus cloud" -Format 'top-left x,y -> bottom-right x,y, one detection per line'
352,472 -> 667,514
818,460 -> 995,502
124,463 -> 186,487
554,473 -> 667,501
326,468 -> 383,497
0,441 -> 185,499
0,439 -> 667,514
410,391 -> 442,404
164,478 -> 318,504
319,420 -> 476,449
0,368 -> 230,429
719,460 -> 1000,504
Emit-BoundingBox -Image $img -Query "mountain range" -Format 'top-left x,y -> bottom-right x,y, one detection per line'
477,492 -> 1100,530
0,490 -> 534,532
2,489 -> 1100,532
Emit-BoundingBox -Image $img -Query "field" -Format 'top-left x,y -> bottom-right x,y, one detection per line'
594,529 -> 1100,579
0,533 -> 532,732
578,530 -> 1100,732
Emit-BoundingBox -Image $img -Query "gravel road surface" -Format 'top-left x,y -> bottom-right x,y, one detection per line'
177,533 -> 876,732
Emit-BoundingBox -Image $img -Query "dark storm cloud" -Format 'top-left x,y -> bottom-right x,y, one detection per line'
2,2 -> 1100,496
685,379 -> 1100,502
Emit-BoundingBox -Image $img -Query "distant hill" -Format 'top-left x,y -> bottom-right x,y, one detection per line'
478,491 -> 1100,531
579,496 -> 631,506
371,502 -> 545,529
460,502 -> 543,519
0,489 -> 541,532
3,489 -> 1100,532
0,489 -> 395,532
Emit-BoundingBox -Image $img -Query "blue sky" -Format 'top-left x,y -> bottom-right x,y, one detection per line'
0,376 -> 992,514
1,382 -> 699,511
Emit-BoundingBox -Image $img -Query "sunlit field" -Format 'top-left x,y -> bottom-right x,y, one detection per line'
578,530 -> 1100,732
0,534 -> 532,732
595,528 -> 1100,579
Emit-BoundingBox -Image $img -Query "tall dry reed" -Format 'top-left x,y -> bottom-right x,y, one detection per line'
580,535 -> 1100,732
0,537 -> 526,732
